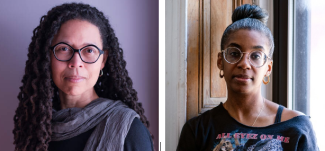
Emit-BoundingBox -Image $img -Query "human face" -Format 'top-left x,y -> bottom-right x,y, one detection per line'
51,19 -> 107,96
217,29 -> 273,94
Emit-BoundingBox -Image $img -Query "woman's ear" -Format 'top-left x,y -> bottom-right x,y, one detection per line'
101,50 -> 109,69
265,60 -> 273,76
217,52 -> 224,70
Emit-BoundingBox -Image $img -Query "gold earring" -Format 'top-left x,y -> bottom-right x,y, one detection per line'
99,70 -> 103,77
263,75 -> 270,84
219,69 -> 224,78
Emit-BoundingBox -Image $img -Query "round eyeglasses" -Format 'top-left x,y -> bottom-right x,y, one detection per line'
221,47 -> 271,68
50,42 -> 104,64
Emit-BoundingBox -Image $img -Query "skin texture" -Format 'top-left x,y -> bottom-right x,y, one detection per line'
51,19 -> 108,109
217,29 -> 303,127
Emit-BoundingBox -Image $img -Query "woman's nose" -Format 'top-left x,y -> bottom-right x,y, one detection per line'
68,52 -> 84,68
237,53 -> 251,69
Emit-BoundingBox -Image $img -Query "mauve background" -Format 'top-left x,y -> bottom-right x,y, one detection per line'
0,0 -> 158,150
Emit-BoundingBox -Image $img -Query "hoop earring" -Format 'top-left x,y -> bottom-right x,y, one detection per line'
219,69 -> 224,78
263,75 -> 270,84
99,70 -> 103,77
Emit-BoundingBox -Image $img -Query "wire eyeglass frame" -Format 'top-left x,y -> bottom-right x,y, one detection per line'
221,47 -> 272,68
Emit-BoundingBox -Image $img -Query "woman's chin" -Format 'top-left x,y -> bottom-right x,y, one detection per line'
60,87 -> 86,96
229,84 -> 255,94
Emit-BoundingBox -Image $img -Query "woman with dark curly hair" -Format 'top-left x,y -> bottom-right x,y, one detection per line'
13,3 -> 153,151
177,4 -> 318,151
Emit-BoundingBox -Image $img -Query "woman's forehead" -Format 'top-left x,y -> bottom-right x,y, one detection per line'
226,29 -> 271,52
52,19 -> 102,49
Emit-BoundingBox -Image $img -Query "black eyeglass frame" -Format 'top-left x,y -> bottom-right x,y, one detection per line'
49,42 -> 105,64
221,47 -> 272,68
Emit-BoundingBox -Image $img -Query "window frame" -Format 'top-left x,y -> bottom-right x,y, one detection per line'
273,0 -> 289,108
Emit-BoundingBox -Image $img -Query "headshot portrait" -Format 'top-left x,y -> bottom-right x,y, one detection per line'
166,0 -> 322,150
0,1 -> 158,151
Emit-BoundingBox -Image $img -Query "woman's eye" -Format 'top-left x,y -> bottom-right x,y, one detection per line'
251,54 -> 262,60
230,52 -> 240,57
60,47 -> 69,51
56,46 -> 70,53
86,49 -> 93,53
82,47 -> 98,55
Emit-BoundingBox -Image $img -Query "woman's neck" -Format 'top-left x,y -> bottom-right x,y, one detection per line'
59,89 -> 99,109
223,91 -> 265,126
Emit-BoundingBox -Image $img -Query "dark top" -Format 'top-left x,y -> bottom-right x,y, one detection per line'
49,118 -> 153,151
177,103 -> 319,151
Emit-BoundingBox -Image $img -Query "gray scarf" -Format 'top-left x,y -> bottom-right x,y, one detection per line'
51,97 -> 139,151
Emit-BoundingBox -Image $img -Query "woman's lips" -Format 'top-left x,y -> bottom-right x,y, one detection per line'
233,74 -> 252,82
65,76 -> 85,83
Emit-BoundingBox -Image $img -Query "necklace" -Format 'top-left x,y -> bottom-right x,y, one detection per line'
251,98 -> 265,127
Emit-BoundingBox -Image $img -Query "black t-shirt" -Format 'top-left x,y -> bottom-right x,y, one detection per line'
49,118 -> 153,151
177,103 -> 319,151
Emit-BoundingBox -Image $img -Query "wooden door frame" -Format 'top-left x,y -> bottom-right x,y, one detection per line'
165,0 -> 187,150
186,0 -> 255,121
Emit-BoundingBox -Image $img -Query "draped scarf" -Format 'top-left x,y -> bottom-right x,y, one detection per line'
51,97 -> 139,151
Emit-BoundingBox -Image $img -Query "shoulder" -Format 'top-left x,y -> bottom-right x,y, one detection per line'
177,104 -> 226,151
124,118 -> 153,151
187,103 -> 225,124
128,118 -> 150,134
281,107 -> 305,122
267,101 -> 315,133
274,109 -> 318,150
181,103 -> 225,136
265,100 -> 305,122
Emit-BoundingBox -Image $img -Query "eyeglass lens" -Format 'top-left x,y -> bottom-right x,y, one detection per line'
224,47 -> 267,67
53,44 -> 101,63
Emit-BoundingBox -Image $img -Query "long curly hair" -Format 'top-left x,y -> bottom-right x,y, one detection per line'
13,3 -> 150,151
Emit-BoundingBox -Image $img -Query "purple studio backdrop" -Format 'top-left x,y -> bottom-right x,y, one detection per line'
0,0 -> 158,150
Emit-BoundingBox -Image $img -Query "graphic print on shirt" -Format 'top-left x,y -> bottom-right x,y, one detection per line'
212,130 -> 290,151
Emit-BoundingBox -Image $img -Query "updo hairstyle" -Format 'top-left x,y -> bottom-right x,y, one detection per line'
220,4 -> 274,57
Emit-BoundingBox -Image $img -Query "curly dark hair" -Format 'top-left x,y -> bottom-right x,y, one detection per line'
13,3 -> 150,151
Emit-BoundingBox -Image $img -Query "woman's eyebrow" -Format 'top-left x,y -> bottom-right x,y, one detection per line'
227,43 -> 265,51
57,41 -> 98,47
58,40 -> 70,44
227,43 -> 241,49
252,45 -> 265,50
